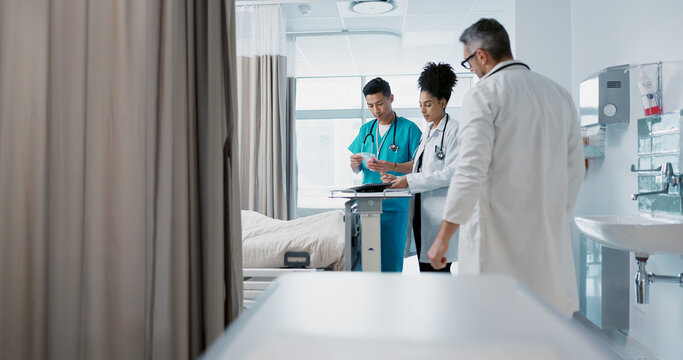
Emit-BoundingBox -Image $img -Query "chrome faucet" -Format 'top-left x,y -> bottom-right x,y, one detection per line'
631,162 -> 681,200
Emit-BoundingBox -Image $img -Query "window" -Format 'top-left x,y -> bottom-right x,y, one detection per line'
295,77 -> 363,214
296,117 -> 362,211
373,75 -> 420,109
296,77 -> 361,110
293,74 -> 477,217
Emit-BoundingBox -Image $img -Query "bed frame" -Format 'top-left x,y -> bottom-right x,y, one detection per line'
243,268 -> 322,309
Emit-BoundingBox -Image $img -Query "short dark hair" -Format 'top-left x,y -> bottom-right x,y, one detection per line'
363,77 -> 391,98
418,62 -> 457,101
459,18 -> 513,61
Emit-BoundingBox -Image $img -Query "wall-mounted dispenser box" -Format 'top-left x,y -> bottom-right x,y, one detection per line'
580,64 -> 630,126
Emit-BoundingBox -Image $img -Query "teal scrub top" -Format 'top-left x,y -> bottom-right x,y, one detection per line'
348,116 -> 422,211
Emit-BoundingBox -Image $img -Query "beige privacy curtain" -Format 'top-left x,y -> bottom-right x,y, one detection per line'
0,0 -> 241,359
236,5 -> 290,219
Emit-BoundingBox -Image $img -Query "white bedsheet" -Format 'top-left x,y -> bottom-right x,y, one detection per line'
241,210 -> 346,270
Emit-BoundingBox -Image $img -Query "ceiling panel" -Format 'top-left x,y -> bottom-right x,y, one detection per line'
350,46 -> 400,61
399,46 -> 451,71
404,13 -> 468,32
278,0 -> 515,76
295,35 -> 348,48
406,0 -> 477,15
346,33 -> 401,47
303,46 -> 352,60
401,30 -> 458,46
308,59 -> 358,75
342,16 -> 403,32
283,2 -> 339,19
472,0 -> 510,12
287,17 -> 343,32
294,51 -> 315,74
463,11 -> 507,31
295,67 -> 316,77
446,42 -> 468,61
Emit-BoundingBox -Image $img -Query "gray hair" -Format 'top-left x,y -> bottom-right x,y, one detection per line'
459,18 -> 513,61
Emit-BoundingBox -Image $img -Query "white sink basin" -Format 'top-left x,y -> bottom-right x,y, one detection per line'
574,215 -> 683,256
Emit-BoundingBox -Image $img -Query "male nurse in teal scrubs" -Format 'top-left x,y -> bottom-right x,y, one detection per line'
348,77 -> 422,272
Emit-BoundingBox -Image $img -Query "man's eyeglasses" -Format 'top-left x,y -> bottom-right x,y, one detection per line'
461,51 -> 478,70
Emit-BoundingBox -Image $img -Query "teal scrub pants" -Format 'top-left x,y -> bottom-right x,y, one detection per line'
380,210 -> 408,272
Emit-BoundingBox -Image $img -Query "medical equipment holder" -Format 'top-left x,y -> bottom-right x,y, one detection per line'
330,189 -> 412,272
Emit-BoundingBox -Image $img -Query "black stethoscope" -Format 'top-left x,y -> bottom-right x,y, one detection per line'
362,112 -> 399,153
435,114 -> 449,160
486,61 -> 530,77
416,113 -> 450,161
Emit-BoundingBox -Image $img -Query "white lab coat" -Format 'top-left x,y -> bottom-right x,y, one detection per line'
442,60 -> 585,317
404,114 -> 459,263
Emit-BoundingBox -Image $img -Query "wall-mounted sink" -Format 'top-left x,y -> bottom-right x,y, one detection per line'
574,215 -> 683,256
575,215 -> 683,304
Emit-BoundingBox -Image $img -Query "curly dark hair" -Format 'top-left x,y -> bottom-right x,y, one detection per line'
417,62 -> 457,101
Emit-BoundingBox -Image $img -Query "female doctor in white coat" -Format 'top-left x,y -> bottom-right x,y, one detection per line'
381,62 -> 459,272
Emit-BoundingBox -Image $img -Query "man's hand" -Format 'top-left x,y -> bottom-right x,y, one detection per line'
366,159 -> 394,173
388,175 -> 408,189
350,154 -> 362,172
427,238 -> 449,269
427,221 -> 460,269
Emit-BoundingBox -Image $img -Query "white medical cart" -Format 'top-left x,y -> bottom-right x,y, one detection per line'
330,188 -> 411,272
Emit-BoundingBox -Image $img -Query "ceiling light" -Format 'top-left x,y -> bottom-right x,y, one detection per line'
298,4 -> 311,15
350,0 -> 396,15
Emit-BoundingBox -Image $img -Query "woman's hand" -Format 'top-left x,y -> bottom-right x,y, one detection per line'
380,172 -> 397,183
389,175 -> 408,189
366,159 -> 395,173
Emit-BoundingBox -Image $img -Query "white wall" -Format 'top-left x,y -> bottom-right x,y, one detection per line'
571,1 -> 683,360
515,1 -> 683,359
515,0 -> 572,91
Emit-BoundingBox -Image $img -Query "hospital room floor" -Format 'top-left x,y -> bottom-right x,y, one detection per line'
402,255 -> 458,275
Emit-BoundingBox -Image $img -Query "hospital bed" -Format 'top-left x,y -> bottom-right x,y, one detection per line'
241,188 -> 411,308
241,209 -> 350,308
241,209 -> 347,270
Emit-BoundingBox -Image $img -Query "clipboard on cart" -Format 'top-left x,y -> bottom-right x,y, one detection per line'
350,182 -> 392,193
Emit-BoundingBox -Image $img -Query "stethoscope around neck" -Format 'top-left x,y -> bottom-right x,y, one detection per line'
486,61 -> 530,78
362,112 -> 399,153
416,113 -> 449,161
435,114 -> 450,160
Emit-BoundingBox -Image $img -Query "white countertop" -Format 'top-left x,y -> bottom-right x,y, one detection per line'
203,273 -> 618,360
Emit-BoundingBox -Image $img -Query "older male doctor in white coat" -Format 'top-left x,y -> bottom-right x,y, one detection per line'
428,19 -> 585,318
